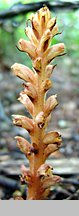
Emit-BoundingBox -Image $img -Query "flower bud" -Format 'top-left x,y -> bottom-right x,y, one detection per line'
44,95 -> 58,117
51,43 -> 65,54
31,15 -> 40,39
12,114 -> 34,133
52,25 -> 59,37
33,57 -> 42,73
37,29 -> 51,53
21,165 -> 31,183
25,26 -> 38,46
11,63 -> 36,84
15,136 -> 33,158
44,43 -> 65,64
37,164 -> 53,178
43,131 -> 62,145
47,17 -> 56,31
39,6 -> 51,26
42,79 -> 52,92
23,83 -> 37,100
18,39 -> 36,59
37,163 -> 60,193
45,64 -> 57,78
44,143 -> 59,160
35,111 -> 45,128
18,92 -> 34,116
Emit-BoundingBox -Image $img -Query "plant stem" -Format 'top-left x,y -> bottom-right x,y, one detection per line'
27,64 -> 46,199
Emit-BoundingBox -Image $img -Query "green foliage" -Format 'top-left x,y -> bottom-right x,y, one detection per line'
57,10 -> 79,57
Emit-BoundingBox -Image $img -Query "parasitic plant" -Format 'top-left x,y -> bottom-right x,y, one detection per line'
11,6 -> 65,200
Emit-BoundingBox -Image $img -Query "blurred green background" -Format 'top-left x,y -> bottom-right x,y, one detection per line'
0,0 -> 79,73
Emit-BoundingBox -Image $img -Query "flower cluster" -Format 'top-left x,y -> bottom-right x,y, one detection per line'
11,6 -> 65,200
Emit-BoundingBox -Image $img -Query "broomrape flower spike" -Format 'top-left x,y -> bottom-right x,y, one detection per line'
11,6 -> 65,200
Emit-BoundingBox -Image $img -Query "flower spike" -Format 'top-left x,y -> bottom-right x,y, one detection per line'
11,6 -> 65,200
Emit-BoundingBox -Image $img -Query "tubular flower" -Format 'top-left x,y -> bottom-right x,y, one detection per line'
17,39 -> 37,59
44,95 -> 58,117
12,114 -> 34,133
22,83 -> 37,100
11,63 -> 36,85
25,26 -> 38,46
15,136 -> 34,160
11,6 -> 65,200
18,93 -> 34,116
43,131 -> 62,145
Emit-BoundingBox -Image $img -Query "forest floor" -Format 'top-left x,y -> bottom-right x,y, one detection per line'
0,60 -> 79,200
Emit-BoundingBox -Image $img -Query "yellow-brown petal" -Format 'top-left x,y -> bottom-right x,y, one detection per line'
35,111 -> 45,128
31,15 -> 41,39
40,6 -> 51,25
12,114 -> 34,133
44,95 -> 58,117
25,26 -> 38,46
47,17 -> 56,31
18,92 -> 34,116
43,131 -> 62,145
52,25 -> 59,37
45,64 -> 57,78
21,165 -> 32,183
18,39 -> 36,59
43,143 -> 59,160
42,79 -> 52,92
15,136 -> 32,157
11,63 -> 36,84
37,164 -> 53,177
44,43 -> 65,64
23,83 -> 37,100
33,57 -> 42,73
37,29 -> 51,53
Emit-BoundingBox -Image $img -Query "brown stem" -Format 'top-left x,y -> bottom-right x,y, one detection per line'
27,63 -> 46,199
